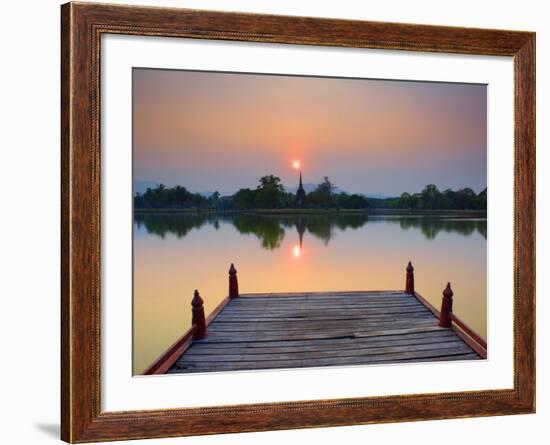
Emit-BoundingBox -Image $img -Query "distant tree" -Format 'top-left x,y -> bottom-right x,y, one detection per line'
453,187 -> 476,209
441,189 -> 455,210
233,188 -> 257,209
209,191 -> 221,209
307,176 -> 335,208
335,192 -> 368,209
192,193 -> 207,210
134,192 -> 144,208
421,184 -> 441,209
256,175 -> 285,208
280,191 -> 296,208
173,185 -> 193,207
476,188 -> 487,210
319,176 -> 335,194
258,175 -> 284,190
398,192 -> 412,209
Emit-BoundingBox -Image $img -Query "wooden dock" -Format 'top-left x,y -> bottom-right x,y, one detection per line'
144,263 -> 487,375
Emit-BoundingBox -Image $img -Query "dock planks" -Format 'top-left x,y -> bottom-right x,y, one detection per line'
167,291 -> 482,374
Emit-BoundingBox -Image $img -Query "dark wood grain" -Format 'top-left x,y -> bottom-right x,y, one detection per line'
169,291 -> 480,374
60,2 -> 536,442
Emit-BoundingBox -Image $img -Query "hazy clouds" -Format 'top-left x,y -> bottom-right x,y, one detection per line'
133,68 -> 486,196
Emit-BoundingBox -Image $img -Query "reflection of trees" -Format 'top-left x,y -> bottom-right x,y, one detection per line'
135,212 -> 370,248
391,216 -> 487,240
475,220 -> 487,239
134,212 -> 486,249
134,213 -> 220,239
278,214 -> 369,245
232,215 -> 285,250
230,214 -> 369,249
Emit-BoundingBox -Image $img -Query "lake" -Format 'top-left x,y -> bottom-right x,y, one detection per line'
133,211 -> 487,375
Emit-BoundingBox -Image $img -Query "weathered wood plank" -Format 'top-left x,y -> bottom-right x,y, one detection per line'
234,301 -> 420,307
230,302 -> 418,309
235,294 -> 418,300
238,291 -> 406,298
207,322 -> 437,335
191,329 -> 457,350
216,311 -> 435,324
214,315 -> 434,324
172,346 -> 479,372
219,307 -> 430,314
166,352 -> 481,373
166,289 -> 482,374
200,325 -> 448,342
206,318 -> 438,334
197,324 -> 448,341
178,340 -> 469,363
227,298 -> 419,306
220,303 -> 428,312
217,309 -> 431,319
229,295 -> 415,303
215,314 -> 431,323
187,332 -> 458,355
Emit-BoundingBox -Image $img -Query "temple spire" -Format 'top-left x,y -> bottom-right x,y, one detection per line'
295,170 -> 306,208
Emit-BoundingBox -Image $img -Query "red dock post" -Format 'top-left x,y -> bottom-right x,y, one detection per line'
439,283 -> 454,328
229,263 -> 239,298
405,261 -> 415,294
191,290 -> 206,339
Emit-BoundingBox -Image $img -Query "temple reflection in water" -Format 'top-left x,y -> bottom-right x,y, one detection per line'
133,211 -> 487,374
134,212 -> 486,251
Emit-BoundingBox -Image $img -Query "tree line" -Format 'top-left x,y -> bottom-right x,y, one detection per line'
134,177 -> 486,211
231,175 -> 369,210
134,175 -> 368,210
134,184 -> 219,210
369,184 -> 486,210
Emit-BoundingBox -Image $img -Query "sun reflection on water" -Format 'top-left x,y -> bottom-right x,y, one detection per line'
133,213 -> 487,374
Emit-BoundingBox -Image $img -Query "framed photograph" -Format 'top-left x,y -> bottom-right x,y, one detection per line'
61,2 -> 535,442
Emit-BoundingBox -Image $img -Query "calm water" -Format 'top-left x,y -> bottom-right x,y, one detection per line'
133,212 -> 487,374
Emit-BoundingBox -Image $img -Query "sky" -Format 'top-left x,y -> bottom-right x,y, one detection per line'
133,68 -> 487,197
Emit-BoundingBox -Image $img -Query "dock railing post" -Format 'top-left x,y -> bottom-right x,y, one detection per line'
438,283 -> 454,328
229,263 -> 239,298
405,261 -> 415,294
191,290 -> 206,339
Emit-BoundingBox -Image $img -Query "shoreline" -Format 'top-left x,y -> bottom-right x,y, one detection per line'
134,208 -> 487,216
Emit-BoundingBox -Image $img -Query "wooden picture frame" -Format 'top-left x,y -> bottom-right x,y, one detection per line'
61,2 -> 535,442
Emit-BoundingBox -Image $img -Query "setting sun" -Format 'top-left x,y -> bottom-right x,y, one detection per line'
292,160 -> 301,169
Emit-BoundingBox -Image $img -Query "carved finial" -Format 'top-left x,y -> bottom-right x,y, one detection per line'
229,263 -> 239,298
405,261 -> 415,294
191,289 -> 203,307
439,282 -> 454,328
443,282 -> 453,299
191,290 -> 206,339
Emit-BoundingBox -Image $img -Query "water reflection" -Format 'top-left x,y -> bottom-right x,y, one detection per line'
133,210 -> 486,374
134,212 -> 487,249
232,215 -> 286,250
383,216 -> 487,240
